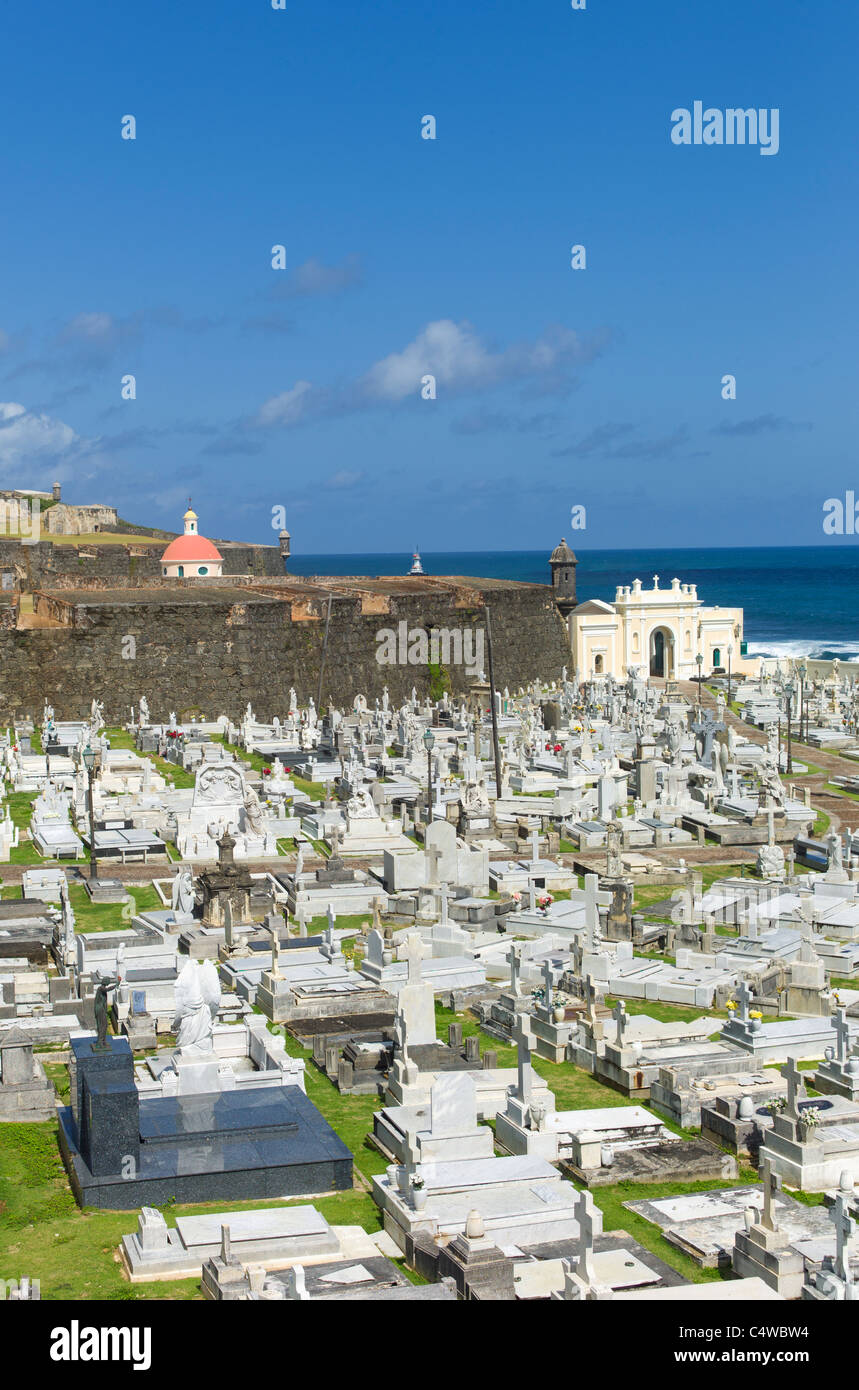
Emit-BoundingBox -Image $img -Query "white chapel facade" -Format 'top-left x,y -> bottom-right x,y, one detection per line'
567,574 -> 755,682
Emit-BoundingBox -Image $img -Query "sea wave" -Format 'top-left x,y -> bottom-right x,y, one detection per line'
746,639 -> 859,662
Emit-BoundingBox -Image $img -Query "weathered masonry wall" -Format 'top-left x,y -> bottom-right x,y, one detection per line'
0,583 -> 571,722
0,538 -> 282,589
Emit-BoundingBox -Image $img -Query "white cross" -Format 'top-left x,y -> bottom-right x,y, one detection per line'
575,1189 -> 598,1284
761,1154 -> 781,1233
326,902 -> 337,935
835,1007 -> 851,1064
513,1012 -> 534,1103
506,941 -> 522,997
781,1055 -> 805,1121
530,828 -> 540,864
832,1193 -> 855,1285
613,998 -> 628,1043
541,958 -> 554,1008
401,931 -> 424,985
735,979 -> 753,1023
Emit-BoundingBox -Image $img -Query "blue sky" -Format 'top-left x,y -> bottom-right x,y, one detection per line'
0,0 -> 855,552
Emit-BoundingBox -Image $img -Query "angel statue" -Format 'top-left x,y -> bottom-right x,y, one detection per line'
172,959 -> 220,1056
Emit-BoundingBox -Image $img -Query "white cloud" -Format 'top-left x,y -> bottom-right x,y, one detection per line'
0,401 -> 81,474
255,380 -> 314,428
60,312 -> 115,341
252,318 -> 608,432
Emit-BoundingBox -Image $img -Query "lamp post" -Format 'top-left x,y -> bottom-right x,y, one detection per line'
423,728 -> 435,823
726,642 -> 733,709
798,661 -> 807,744
784,681 -> 794,774
83,744 -> 98,882
695,653 -> 703,713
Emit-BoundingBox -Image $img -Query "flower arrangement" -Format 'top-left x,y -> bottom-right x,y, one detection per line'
510,890 -> 522,904
262,767 -> 271,776
537,893 -> 554,910
725,1000 -> 738,1012
553,743 -> 562,753
749,1009 -> 763,1020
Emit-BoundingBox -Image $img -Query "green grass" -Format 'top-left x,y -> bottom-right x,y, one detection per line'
0,1120 -> 381,1301
605,995 -> 730,1026
67,883 -> 161,933
591,1175 -> 760,1284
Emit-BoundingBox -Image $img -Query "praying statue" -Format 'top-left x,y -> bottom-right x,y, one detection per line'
172,960 -> 221,1056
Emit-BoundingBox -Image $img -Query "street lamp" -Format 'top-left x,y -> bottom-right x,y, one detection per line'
695,653 -> 703,712
784,681 -> 794,774
82,744 -> 98,882
798,661 -> 807,744
726,642 -> 733,709
423,728 -> 435,822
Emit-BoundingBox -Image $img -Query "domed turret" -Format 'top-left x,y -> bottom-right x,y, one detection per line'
549,538 -> 577,617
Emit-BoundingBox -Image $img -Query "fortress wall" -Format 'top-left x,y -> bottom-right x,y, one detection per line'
0,539 -> 283,588
0,583 -> 570,722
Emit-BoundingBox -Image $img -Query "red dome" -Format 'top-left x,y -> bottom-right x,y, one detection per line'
161,534 -> 223,565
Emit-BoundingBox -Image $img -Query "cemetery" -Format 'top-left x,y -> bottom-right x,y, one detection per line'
5,648 -> 859,1306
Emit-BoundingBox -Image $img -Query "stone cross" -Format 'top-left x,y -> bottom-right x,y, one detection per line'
575,1189 -> 599,1284
270,925 -> 281,979
401,931 -> 424,985
761,1155 -> 781,1233
426,845 -> 442,885
613,999 -> 628,1045
326,902 -> 337,935
781,1055 -> 805,1122
506,941 -> 523,998
513,1012 -> 534,1104
541,959 -> 554,1011
735,980 -> 753,1025
832,1192 -> 855,1286
296,905 -> 308,939
527,880 -> 538,912
220,1224 -> 232,1263
582,874 -> 603,952
438,882 -> 449,925
530,828 -> 540,864
584,973 -> 598,1024
835,1008 -> 851,1065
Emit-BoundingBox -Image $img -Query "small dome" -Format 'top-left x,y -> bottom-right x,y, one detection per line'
161,534 -> 223,565
183,506 -> 198,521
550,538 -> 577,563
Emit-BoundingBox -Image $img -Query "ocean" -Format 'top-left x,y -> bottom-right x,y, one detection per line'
286,546 -> 858,663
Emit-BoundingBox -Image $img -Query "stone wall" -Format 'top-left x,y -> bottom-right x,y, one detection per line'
0,538 -> 283,589
44,504 -> 119,536
0,581 -> 571,722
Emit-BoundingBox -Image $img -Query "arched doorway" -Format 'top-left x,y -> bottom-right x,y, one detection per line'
649,627 -> 673,679
594,654 -> 604,674
713,648 -> 721,668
